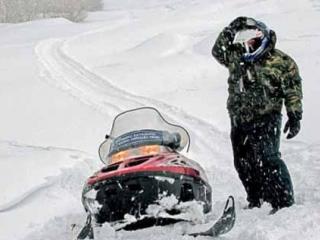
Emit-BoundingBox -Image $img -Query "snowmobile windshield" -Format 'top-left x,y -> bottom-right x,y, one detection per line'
99,107 -> 191,164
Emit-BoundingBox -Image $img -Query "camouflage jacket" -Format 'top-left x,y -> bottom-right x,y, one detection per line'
212,27 -> 303,123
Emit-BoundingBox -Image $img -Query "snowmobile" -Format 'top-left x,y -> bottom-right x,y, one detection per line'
77,107 -> 235,239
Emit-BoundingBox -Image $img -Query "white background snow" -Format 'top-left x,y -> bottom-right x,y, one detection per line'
1,0 -> 320,239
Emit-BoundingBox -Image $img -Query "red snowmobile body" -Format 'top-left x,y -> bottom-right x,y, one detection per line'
81,107 -> 212,229
84,150 -> 212,227
78,107 -> 236,240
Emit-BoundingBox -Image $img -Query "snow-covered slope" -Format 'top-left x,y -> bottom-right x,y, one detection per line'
1,0 -> 320,239
0,141 -> 98,240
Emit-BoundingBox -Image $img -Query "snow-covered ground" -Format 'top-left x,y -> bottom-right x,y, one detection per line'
1,0 -> 320,239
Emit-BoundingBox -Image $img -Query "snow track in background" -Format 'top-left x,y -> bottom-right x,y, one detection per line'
0,181 -> 54,213
35,34 -> 236,180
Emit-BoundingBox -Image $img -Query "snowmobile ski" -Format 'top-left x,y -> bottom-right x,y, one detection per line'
189,196 -> 235,238
76,215 -> 94,240
76,196 -> 236,240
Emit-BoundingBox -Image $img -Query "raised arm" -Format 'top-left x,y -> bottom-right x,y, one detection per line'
212,27 -> 235,67
212,16 -> 256,67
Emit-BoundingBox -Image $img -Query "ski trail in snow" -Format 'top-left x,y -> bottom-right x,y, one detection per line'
35,33 -> 236,183
0,140 -> 96,212
0,140 -> 98,240
0,181 -> 54,212
5,140 -> 93,155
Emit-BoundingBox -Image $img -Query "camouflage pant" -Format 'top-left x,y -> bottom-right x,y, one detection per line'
230,113 -> 294,209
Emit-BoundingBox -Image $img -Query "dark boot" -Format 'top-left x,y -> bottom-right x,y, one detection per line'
262,156 -> 294,209
244,200 -> 262,209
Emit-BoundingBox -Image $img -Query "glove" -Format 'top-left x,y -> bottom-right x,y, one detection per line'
222,26 -> 236,44
229,16 -> 248,32
219,27 -> 245,57
284,112 -> 302,139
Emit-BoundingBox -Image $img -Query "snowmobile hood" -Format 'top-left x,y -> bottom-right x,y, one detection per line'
87,152 -> 208,186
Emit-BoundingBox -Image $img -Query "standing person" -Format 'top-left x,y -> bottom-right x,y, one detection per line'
212,17 -> 303,212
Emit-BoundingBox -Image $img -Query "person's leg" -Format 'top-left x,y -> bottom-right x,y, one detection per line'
254,114 -> 294,209
230,121 -> 262,207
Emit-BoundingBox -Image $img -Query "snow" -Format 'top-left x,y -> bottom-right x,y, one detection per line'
146,195 -> 206,224
1,0 -> 320,239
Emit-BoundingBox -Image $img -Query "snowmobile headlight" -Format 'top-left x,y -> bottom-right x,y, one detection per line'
139,145 -> 161,155
110,145 -> 162,164
111,150 -> 130,164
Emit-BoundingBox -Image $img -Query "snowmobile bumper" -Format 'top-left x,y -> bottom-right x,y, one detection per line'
82,171 -> 212,226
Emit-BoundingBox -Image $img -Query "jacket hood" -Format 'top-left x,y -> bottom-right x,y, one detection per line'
264,29 -> 277,55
